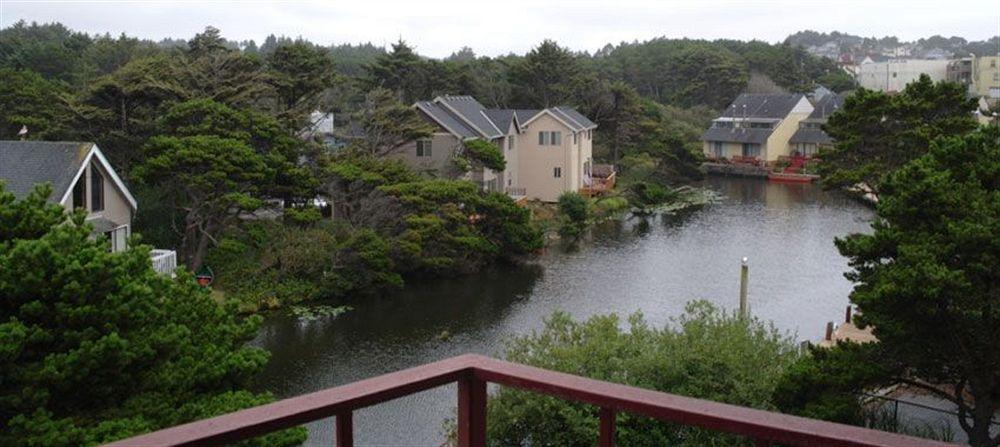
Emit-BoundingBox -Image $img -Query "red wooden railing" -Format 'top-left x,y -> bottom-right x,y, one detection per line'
106,354 -> 952,447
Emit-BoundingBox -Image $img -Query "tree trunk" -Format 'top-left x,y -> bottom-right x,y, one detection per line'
965,390 -> 997,447
188,221 -> 215,272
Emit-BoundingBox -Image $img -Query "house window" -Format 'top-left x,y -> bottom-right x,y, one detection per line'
573,133 -> 578,145
106,224 -> 128,252
90,165 -> 104,212
72,176 -> 86,210
713,141 -> 725,158
553,167 -> 562,178
538,131 -> 548,145
748,122 -> 772,129
587,130 -> 592,139
741,143 -> 761,157
416,140 -> 432,157
507,137 -> 514,150
551,131 -> 562,145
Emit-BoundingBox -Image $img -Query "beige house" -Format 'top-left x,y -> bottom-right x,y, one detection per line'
0,141 -> 176,274
701,94 -> 813,163
514,107 -> 597,202
397,96 -> 599,203
787,93 -> 845,156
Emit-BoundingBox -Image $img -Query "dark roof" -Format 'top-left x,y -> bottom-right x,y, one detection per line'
700,128 -> 772,144
416,101 -> 479,138
553,106 -> 597,129
513,109 -> 541,123
721,94 -> 806,119
436,95 -> 503,138
0,141 -> 92,201
789,128 -> 835,145
807,93 -> 845,120
483,109 -> 516,133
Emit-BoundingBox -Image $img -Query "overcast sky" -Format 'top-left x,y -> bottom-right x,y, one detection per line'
1,0 -> 997,58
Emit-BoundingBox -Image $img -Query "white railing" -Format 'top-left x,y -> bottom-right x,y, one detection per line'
150,249 -> 178,277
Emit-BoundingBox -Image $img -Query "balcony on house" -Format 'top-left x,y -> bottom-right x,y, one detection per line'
580,164 -> 617,197
504,186 -> 527,204
150,249 -> 178,277
106,354 -> 949,447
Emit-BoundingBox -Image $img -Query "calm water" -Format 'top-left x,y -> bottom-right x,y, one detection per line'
251,177 -> 874,446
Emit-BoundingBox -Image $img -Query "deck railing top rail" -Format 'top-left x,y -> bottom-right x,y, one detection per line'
106,354 -> 952,447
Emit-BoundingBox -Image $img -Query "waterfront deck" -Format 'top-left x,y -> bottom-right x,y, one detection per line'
109,354 -> 950,447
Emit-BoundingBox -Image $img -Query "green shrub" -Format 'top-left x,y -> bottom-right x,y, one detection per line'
557,192 -> 589,239
487,301 -> 799,446
464,138 -> 506,171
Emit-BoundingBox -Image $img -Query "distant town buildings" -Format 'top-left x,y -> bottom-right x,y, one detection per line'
856,59 -> 950,92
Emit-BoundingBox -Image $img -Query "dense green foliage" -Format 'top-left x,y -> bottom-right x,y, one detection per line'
556,191 -> 590,239
207,221 -> 402,311
818,75 -> 978,198
350,87 -> 434,157
207,155 -> 543,309
832,125 -> 999,446
462,138 -> 506,172
0,184 -> 304,446
487,301 -> 799,445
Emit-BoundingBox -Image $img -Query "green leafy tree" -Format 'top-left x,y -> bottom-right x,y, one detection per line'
487,301 -> 799,445
380,179 -> 543,274
557,191 -> 590,239
350,87 -> 433,157
134,100 -> 282,270
601,81 -> 644,169
73,54 -> 190,172
0,184 -> 304,446
819,75 -> 978,199
0,68 -> 71,139
361,39 -> 426,103
509,40 -> 582,108
265,41 -> 339,128
834,125 -> 1000,446
462,138 -> 506,172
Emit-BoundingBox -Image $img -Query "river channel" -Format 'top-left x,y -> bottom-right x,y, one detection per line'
251,176 -> 875,446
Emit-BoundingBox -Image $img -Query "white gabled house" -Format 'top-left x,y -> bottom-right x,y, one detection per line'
0,140 -> 177,275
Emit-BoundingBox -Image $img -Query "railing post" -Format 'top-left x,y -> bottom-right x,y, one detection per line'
457,374 -> 487,447
336,411 -> 352,447
599,408 -> 616,447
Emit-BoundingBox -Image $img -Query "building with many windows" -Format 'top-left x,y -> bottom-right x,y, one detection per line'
701,94 -> 813,163
396,96 -> 600,203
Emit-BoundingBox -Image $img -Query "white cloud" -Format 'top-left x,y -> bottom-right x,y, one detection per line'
1,0 -> 997,57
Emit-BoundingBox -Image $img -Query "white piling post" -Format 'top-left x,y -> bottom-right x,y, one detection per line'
739,257 -> 749,319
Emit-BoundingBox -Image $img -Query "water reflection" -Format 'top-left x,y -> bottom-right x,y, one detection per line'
251,177 -> 873,446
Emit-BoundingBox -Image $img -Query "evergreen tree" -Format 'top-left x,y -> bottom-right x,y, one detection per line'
508,40 -> 581,108
835,125 -> 1000,446
0,184 -> 304,446
819,75 -> 978,199
350,87 -> 433,157
265,41 -> 338,128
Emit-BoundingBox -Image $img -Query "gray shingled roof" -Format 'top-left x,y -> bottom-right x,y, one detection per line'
0,141 -> 93,201
700,128 -> 772,144
483,109 -> 516,133
807,93 -> 845,120
789,128 -> 835,145
553,106 -> 597,129
513,109 -> 541,123
416,101 -> 480,138
436,95 -> 503,138
721,94 -> 806,119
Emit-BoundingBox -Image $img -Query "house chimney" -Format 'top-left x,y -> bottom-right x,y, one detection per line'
17,125 -> 28,140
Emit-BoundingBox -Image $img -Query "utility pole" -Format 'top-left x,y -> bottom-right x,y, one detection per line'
739,257 -> 749,319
